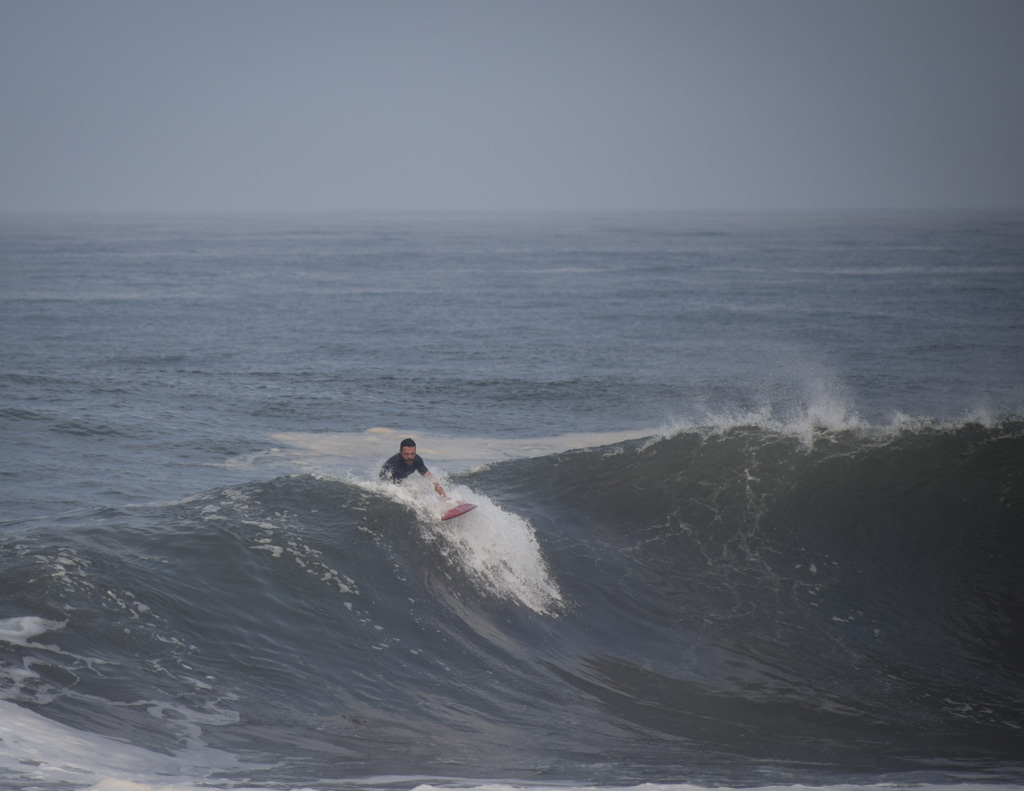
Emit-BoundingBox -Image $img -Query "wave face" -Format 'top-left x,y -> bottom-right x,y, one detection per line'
2,422 -> 1024,789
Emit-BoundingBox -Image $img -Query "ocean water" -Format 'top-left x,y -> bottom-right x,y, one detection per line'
1,211 -> 1023,791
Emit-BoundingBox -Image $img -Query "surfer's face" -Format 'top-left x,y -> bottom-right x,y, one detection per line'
400,446 -> 417,465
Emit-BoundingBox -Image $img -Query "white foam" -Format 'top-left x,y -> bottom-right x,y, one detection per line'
367,476 -> 563,615
0,615 -> 66,647
428,492 -> 564,616
0,699 -> 254,791
666,401 -> 866,447
244,408 -> 1022,480
662,393 -> 1022,449
0,617 -> 265,790
259,426 -> 658,475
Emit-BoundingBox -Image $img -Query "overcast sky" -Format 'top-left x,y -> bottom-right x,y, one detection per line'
2,0 -> 1023,213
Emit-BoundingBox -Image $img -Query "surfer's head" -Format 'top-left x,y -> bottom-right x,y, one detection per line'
399,438 -> 416,465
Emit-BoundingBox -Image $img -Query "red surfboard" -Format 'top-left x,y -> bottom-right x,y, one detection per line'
441,502 -> 477,521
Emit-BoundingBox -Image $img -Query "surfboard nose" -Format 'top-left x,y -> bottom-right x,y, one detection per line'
441,502 -> 477,521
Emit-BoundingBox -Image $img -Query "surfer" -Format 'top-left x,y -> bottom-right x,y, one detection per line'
379,438 -> 447,499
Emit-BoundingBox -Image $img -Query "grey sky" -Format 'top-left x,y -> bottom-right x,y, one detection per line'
3,0 -> 1023,213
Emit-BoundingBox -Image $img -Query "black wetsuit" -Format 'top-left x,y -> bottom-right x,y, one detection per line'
379,453 -> 429,483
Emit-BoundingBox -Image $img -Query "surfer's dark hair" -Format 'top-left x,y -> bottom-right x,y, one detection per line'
400,438 -> 416,449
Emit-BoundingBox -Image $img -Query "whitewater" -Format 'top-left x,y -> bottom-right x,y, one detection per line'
1,211 -> 1022,791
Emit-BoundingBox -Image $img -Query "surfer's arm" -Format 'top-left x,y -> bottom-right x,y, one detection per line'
423,471 -> 447,499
